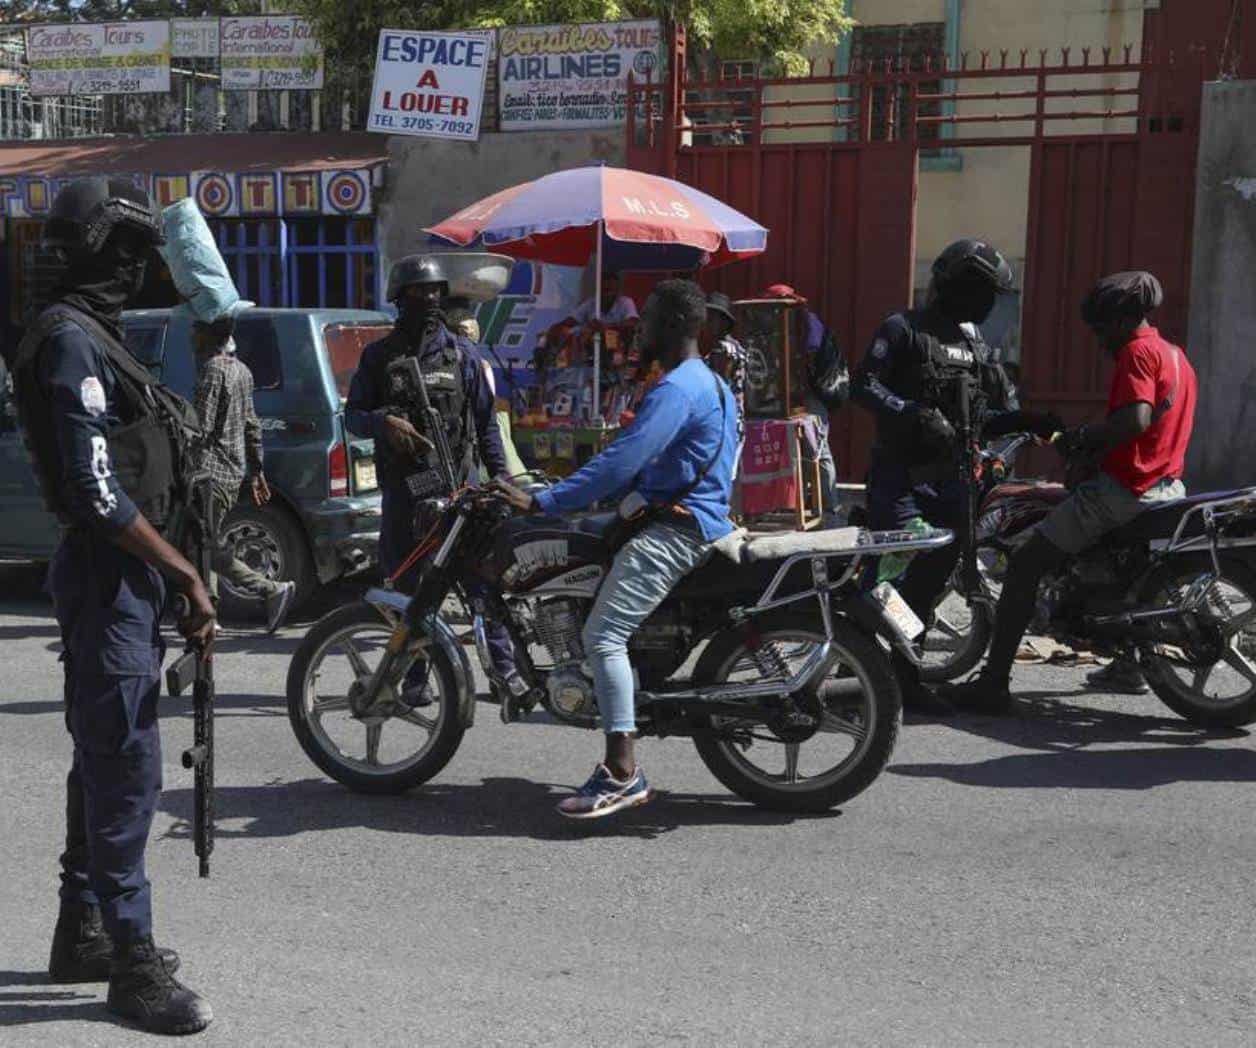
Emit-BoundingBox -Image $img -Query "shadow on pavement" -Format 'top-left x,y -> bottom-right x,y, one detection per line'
939,692 -> 1247,752
159,776 -> 838,843
0,972 -> 106,1029
891,745 -> 1256,790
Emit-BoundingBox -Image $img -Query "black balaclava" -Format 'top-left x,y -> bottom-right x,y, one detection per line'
53,228 -> 150,339
934,275 -> 997,326
397,285 -> 446,346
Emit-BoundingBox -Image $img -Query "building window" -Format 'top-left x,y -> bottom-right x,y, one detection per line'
208,216 -> 377,310
850,23 -> 945,145
212,220 -> 285,307
287,217 -> 377,310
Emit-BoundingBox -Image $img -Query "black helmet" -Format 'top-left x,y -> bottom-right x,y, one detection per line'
387,254 -> 449,302
931,239 -> 1015,295
44,176 -> 164,259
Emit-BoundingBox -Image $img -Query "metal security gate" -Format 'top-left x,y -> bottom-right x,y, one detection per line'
628,20 -> 1225,480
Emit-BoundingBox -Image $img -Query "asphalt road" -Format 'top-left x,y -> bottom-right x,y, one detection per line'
1,561 -> 1254,1047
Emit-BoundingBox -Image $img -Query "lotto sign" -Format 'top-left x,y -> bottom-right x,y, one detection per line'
367,29 -> 490,141
26,21 -> 171,97
220,16 -> 324,91
498,20 -> 662,131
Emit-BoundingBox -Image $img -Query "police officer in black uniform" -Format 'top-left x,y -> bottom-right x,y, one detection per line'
853,238 -> 1059,714
346,255 -> 522,700
9,178 -> 214,1034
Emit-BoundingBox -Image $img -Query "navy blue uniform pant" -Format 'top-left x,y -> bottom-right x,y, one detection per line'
50,532 -> 165,945
380,485 -> 516,677
866,454 -> 965,628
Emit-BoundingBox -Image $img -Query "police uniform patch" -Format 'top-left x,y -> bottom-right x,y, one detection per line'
872,339 -> 889,359
80,376 -> 106,418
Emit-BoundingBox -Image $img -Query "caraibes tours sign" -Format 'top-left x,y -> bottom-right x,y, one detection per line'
219,15 -> 324,91
498,19 -> 663,131
25,20 -> 171,97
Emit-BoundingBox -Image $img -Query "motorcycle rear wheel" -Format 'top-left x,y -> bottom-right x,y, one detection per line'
1139,554 -> 1256,728
286,601 -> 466,793
690,611 -> 901,812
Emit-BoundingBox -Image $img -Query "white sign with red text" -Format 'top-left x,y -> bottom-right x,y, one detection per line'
219,16 -> 324,91
367,28 -> 490,142
26,20 -> 171,97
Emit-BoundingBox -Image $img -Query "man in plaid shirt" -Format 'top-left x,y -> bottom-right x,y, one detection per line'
191,318 -> 295,633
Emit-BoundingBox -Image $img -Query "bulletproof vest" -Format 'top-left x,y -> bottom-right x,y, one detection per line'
373,327 -> 473,492
872,309 -> 988,467
11,303 -> 197,529
907,310 -> 985,420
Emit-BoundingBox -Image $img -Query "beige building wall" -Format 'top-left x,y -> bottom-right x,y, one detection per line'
755,0 -> 1158,348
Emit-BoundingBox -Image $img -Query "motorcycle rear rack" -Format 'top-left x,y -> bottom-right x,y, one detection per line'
1152,489 -> 1256,567
741,528 -> 956,618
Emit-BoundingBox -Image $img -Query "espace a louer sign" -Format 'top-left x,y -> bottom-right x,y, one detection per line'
367,29 -> 491,142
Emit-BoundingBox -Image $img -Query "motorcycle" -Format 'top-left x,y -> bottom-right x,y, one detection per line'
286,485 -> 952,812
922,458 -> 1256,726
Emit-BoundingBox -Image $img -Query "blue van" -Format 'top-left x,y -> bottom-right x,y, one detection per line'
0,307 -> 391,617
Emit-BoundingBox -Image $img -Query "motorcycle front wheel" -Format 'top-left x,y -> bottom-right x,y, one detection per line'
1138,554 -> 1256,728
690,611 -> 901,812
286,601 -> 467,793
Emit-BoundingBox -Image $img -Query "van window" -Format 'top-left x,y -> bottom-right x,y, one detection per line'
124,324 -> 166,376
234,316 -> 282,390
323,323 -> 391,399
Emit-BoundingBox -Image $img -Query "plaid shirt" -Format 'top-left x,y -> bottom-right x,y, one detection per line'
192,352 -> 263,497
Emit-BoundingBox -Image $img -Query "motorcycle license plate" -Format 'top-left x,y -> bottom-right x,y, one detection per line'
869,582 -> 925,642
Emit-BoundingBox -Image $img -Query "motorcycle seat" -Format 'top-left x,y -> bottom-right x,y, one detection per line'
1108,488 -> 1252,543
574,511 -> 620,539
729,527 -> 864,564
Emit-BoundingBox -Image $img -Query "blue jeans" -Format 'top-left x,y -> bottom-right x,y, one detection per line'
582,523 -> 712,734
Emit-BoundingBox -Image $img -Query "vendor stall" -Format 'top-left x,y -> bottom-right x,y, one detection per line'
733,294 -> 828,528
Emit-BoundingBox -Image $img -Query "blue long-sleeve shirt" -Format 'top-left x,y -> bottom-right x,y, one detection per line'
345,326 -> 507,486
38,320 -> 138,533
533,357 -> 739,541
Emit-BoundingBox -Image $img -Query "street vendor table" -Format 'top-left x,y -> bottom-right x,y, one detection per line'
737,416 -> 826,529
513,424 -> 619,477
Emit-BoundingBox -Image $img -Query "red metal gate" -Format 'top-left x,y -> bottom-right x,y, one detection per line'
628,17 -> 1227,481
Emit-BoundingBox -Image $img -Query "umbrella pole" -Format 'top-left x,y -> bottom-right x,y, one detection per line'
592,219 -> 603,424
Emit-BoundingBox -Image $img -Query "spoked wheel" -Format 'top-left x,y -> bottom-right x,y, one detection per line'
690,611 -> 901,812
286,601 -> 466,793
918,587 -> 992,682
1139,555 -> 1256,728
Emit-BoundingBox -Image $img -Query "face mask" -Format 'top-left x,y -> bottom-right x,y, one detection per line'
938,280 -> 997,325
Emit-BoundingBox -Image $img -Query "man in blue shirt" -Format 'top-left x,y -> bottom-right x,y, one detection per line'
494,279 -> 739,819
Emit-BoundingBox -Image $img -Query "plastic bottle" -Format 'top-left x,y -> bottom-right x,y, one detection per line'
876,516 -> 932,584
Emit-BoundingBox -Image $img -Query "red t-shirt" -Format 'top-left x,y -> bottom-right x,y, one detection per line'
1102,327 -> 1197,494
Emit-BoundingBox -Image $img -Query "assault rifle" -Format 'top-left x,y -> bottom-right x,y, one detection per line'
943,371 -> 986,597
165,475 -> 217,879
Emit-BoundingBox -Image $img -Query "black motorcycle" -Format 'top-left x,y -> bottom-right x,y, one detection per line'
286,488 -> 951,812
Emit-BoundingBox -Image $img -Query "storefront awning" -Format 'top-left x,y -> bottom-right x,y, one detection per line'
0,132 -> 389,219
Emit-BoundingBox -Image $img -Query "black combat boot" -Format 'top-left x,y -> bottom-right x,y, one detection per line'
107,937 -> 212,1035
891,652 -> 955,717
49,901 -> 180,984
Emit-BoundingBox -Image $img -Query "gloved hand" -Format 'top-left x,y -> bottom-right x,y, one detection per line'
1055,424 -> 1093,459
916,407 -> 956,444
1020,411 -> 1065,440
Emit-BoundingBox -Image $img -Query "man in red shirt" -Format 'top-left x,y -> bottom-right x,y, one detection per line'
942,271 -> 1198,712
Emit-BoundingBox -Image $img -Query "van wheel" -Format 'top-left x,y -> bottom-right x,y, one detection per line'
215,503 -> 316,622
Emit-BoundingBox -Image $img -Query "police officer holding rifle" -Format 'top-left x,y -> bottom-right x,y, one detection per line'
346,254 -> 525,705
9,178 -> 215,1034
852,239 -> 1060,715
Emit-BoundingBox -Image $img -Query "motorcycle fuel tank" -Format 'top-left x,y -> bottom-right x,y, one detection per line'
493,522 -> 609,594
